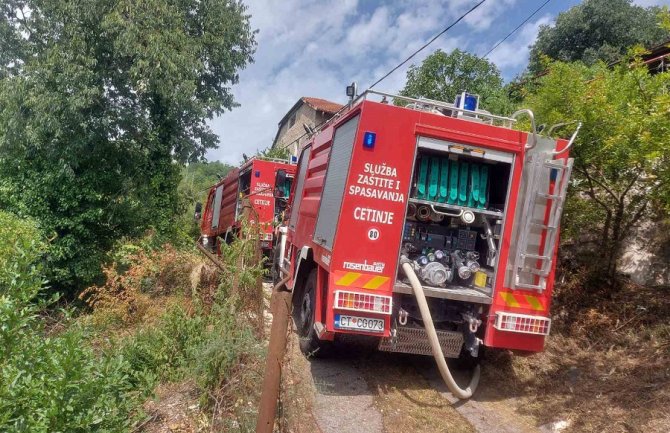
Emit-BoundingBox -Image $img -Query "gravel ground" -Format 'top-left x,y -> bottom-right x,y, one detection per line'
282,335 -> 542,433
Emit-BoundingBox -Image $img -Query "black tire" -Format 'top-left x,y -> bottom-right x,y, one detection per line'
271,245 -> 280,285
454,344 -> 485,370
295,269 -> 330,357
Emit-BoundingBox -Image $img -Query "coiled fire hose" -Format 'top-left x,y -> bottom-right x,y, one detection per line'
400,258 -> 481,399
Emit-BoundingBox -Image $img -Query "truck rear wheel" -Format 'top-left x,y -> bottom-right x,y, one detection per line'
455,345 -> 485,370
296,269 -> 329,357
271,245 -> 281,285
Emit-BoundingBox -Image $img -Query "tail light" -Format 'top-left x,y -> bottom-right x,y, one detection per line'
493,312 -> 551,336
334,290 -> 392,315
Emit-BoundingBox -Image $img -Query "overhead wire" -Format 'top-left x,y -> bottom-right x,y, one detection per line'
275,0 -> 489,150
482,0 -> 552,59
368,0 -> 487,89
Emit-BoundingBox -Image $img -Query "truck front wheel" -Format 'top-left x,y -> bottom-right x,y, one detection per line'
296,269 -> 329,357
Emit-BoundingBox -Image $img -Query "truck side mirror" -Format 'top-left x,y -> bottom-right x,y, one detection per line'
194,202 -> 202,220
274,169 -> 287,198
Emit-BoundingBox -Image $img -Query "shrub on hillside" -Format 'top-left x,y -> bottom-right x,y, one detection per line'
80,241 -> 203,328
0,211 -> 154,431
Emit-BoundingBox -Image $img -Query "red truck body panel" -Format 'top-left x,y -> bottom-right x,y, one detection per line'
201,158 -> 296,248
285,99 -> 570,353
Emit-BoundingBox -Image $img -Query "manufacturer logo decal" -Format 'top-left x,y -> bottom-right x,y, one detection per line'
343,260 -> 385,273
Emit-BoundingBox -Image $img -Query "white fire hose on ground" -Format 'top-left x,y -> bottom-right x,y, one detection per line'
400,259 -> 481,399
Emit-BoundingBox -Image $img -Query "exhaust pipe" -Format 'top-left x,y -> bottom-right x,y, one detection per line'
400,257 -> 480,399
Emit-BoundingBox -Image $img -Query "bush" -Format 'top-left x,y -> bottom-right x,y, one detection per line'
80,241 -> 202,328
0,211 -> 154,432
1,213 -> 266,431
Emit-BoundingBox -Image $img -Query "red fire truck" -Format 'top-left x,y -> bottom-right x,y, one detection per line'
274,90 -> 580,397
199,156 -> 296,259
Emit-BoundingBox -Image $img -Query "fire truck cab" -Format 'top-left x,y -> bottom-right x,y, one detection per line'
276,90 -> 579,362
200,156 -> 296,257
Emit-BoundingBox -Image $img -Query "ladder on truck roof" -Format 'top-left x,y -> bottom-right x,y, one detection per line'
511,123 -> 581,291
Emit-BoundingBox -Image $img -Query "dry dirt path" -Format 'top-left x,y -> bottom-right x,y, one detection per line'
282,335 -> 562,433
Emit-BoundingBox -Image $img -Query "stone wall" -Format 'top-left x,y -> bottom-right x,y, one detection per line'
619,219 -> 670,286
275,105 -> 332,157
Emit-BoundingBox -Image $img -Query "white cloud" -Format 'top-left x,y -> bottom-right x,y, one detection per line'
485,14 -> 553,72
463,0 -> 517,31
206,0 -> 521,164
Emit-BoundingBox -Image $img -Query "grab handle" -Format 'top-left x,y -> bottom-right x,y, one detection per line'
511,109 -> 538,150
548,121 -> 582,155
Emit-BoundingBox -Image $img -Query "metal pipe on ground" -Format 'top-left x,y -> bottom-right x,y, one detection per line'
255,275 -> 292,433
196,241 -> 225,271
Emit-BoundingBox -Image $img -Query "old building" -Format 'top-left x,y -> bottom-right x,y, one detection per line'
643,38 -> 670,74
272,97 -> 342,156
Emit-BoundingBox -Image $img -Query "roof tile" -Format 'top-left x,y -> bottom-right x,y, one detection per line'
301,97 -> 343,114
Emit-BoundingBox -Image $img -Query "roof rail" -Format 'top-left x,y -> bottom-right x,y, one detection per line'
357,90 -> 518,128
304,89 -> 538,141
246,155 -> 293,165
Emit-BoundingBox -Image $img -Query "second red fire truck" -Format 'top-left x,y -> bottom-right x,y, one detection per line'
199,156 -> 296,262
273,90 -> 580,397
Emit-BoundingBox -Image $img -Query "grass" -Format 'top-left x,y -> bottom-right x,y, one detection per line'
481,275 -> 670,432
1,212 -> 268,433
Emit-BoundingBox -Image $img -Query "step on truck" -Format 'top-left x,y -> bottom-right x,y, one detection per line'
273,90 -> 580,397
198,156 -> 296,263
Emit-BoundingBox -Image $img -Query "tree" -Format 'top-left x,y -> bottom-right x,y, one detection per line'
399,49 -> 512,115
525,58 -> 670,278
178,161 -> 234,238
528,0 -> 669,74
0,0 -> 256,292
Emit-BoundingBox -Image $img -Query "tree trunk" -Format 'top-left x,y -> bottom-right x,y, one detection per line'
605,202 -> 626,278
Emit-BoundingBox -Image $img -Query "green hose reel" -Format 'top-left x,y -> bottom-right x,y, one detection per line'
417,157 -> 429,199
428,157 -> 439,201
413,155 -> 490,210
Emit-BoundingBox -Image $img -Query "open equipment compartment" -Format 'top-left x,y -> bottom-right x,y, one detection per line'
395,137 -> 514,304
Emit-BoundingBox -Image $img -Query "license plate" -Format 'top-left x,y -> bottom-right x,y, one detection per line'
334,314 -> 384,333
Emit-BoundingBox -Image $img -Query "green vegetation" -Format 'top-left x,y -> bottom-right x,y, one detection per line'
1,209 -> 265,431
528,0 -> 670,74
399,49 -> 512,115
258,145 -> 292,160
179,161 -> 235,237
0,0 -> 256,293
525,58 -> 670,277
0,210 -> 148,431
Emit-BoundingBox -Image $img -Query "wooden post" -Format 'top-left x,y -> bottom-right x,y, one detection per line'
255,276 -> 291,433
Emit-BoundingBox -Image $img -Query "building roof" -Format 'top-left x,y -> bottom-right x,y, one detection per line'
272,96 -> 344,148
277,96 -> 343,129
642,38 -> 670,73
301,97 -> 343,115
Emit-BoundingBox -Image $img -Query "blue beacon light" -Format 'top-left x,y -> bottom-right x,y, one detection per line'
363,131 -> 376,149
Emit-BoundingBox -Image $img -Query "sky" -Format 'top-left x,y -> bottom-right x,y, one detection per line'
207,0 -> 670,164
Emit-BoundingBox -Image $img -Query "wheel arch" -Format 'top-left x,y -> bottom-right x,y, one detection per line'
292,246 -> 315,298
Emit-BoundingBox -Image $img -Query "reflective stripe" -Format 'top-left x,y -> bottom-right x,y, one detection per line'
335,272 -> 362,287
333,271 -> 391,291
524,295 -> 544,311
362,276 -> 388,290
499,291 -> 546,312
500,292 -> 520,308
